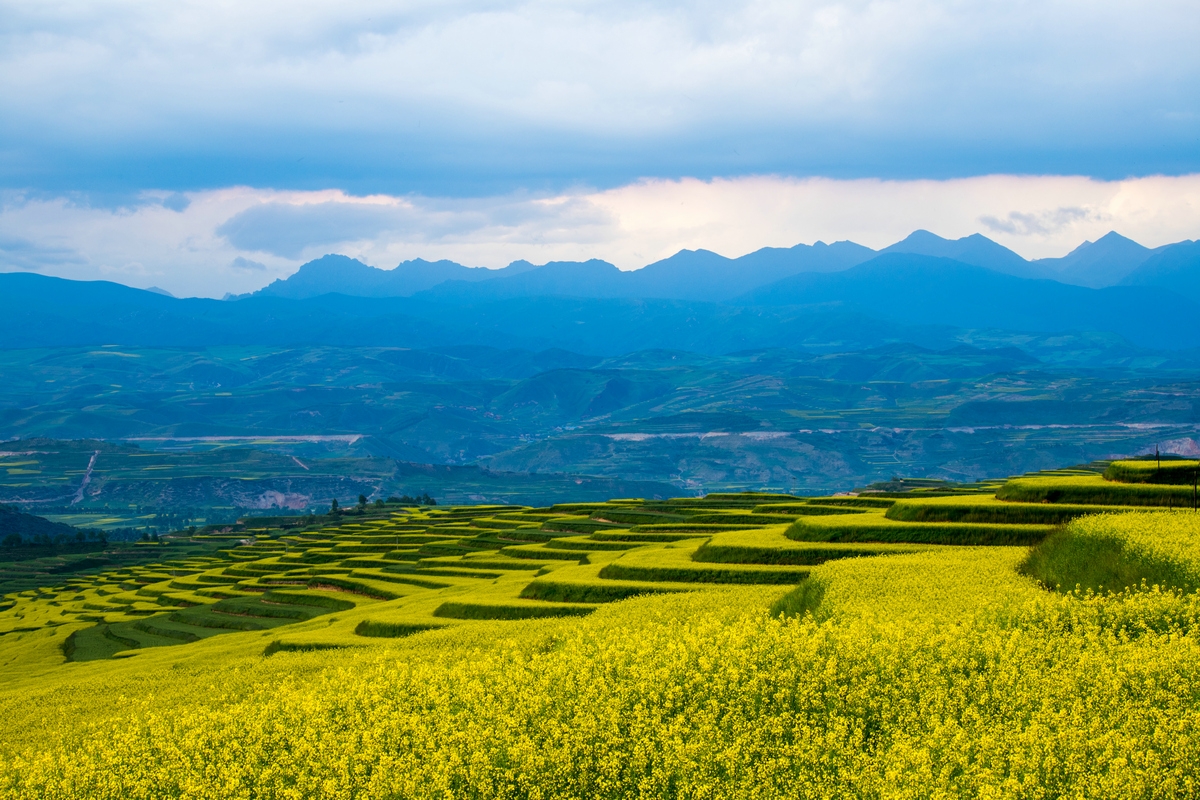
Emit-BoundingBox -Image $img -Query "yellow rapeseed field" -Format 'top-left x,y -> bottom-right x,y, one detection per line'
4,523 -> 1200,799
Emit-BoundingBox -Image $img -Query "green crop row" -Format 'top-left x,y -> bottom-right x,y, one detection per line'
786,515 -> 1052,546
1103,460 -> 1200,485
998,476 -> 1198,506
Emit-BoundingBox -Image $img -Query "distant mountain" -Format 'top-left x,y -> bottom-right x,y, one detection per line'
250,254 -> 523,299
251,242 -> 877,304
1031,232 -> 1157,288
1120,240 -> 1200,303
880,231 -> 1032,276
739,252 -> 1200,350
624,241 -> 875,301
420,259 -> 629,301
5,243 -> 1200,354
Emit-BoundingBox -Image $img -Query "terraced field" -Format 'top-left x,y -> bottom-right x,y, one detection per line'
4,458 -> 1200,798
0,457 -> 1185,664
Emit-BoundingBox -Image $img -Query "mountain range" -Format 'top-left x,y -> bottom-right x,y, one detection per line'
3,229 -> 1200,354
241,229 -> 1194,302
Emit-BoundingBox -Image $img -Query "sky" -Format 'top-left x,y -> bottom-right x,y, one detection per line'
1,0 -> 1198,297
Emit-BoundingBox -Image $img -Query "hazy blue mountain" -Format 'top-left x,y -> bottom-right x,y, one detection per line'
739,253 -> 1200,350
247,241 -> 876,304
419,259 -> 629,301
249,254 -> 524,299
5,250 -> 1200,354
624,241 -> 876,301
1031,232 -> 1157,288
880,230 -> 1032,276
1119,240 -> 1200,302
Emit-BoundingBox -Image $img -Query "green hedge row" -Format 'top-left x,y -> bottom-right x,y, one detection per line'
598,563 -> 808,585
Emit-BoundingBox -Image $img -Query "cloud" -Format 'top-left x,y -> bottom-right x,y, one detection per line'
217,193 -> 615,258
218,202 -> 406,258
979,207 -> 1099,236
0,1 -> 1196,191
0,235 -> 85,271
2,174 -> 1199,298
230,256 -> 266,271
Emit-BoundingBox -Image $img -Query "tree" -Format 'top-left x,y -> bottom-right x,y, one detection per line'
358,494 -> 368,508
330,498 -> 340,514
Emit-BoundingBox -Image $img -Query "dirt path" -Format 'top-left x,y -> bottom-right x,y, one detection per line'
70,451 -> 99,506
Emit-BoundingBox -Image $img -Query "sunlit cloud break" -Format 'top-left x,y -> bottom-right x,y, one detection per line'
1,174 -> 1198,298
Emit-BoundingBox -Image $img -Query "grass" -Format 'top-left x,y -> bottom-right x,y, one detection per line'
432,601 -> 597,620
353,620 -> 445,638
786,510 -> 1053,545
694,527 -> 928,565
1103,459 -> 1200,485
885,494 -> 1143,524
1021,511 -> 1200,594
997,474 -> 1198,506
598,543 -> 811,584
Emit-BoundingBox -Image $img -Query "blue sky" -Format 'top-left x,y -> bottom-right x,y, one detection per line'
0,0 -> 1198,295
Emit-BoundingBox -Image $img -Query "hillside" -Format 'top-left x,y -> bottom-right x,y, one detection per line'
1120,239 -> 1200,303
3,345 -> 1198,512
0,504 -> 76,541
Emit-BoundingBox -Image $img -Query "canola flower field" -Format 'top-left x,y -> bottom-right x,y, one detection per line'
2,460 -> 1200,798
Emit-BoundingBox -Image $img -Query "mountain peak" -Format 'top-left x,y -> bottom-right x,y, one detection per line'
1033,231 -> 1152,288
881,230 -> 1029,275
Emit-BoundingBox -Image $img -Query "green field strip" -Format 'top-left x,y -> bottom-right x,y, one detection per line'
886,495 -> 1149,524
550,537 -> 639,552
1102,460 -> 1200,485
628,523 -> 764,533
417,540 -> 481,557
705,493 -> 807,502
354,620 -> 447,638
166,607 -> 270,633
468,518 -> 542,530
682,513 -> 800,524
598,544 -> 811,585
193,586 -> 257,600
592,530 -> 715,542
327,543 -> 399,554
541,518 -> 628,534
383,550 -> 424,562
786,512 -> 1053,545
418,555 -> 550,571
694,528 -> 929,565
410,567 -> 506,579
336,558 -> 400,569
372,570 -> 455,589
519,565 -> 698,604
753,503 -> 871,516
432,600 -> 597,620
588,509 -> 688,525
810,496 -> 897,508
191,573 -> 243,585
498,544 -> 588,561
132,616 -> 208,641
303,575 -> 403,600
998,475 -> 1199,506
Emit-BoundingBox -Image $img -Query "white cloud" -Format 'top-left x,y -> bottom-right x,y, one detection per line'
1,174 -> 1198,298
